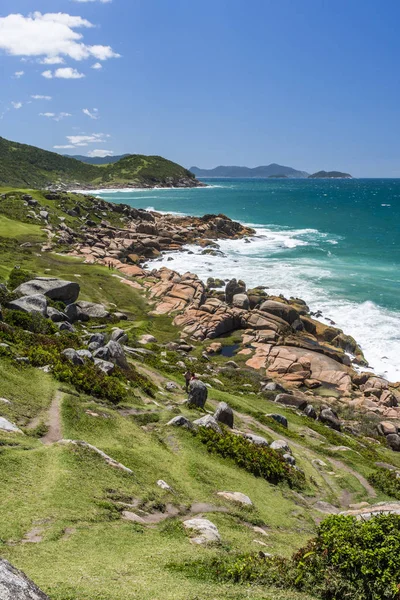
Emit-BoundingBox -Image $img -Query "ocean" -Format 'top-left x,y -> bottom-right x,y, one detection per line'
96,178 -> 400,382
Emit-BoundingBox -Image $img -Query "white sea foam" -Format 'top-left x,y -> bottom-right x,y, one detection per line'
149,231 -> 400,382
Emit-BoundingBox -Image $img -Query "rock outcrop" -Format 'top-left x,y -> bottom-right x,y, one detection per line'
0,559 -> 50,599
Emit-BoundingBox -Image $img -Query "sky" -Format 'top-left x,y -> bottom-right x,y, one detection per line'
1,0 -> 400,177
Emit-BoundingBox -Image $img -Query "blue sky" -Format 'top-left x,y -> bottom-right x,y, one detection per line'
1,0 -> 400,176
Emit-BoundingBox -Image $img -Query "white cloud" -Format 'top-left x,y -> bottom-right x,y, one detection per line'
40,111 -> 72,121
54,144 -> 76,149
67,133 -> 109,145
13,70 -> 24,78
87,149 -> 114,158
39,56 -> 65,65
42,67 -> 85,79
82,108 -> 99,119
0,12 -> 120,64
11,101 -> 22,109
31,95 -> 52,100
91,62 -> 102,69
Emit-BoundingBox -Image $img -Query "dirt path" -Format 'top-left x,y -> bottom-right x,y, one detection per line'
330,458 -> 377,498
40,390 -> 63,445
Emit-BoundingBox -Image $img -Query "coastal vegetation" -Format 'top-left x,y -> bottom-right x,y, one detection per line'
0,187 -> 399,599
0,136 -> 199,189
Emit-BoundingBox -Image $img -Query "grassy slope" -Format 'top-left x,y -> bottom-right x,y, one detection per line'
0,203 -> 399,599
0,137 -> 195,188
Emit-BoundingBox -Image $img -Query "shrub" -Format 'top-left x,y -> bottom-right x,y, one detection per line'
175,514 -> 400,600
4,310 -> 57,335
368,468 -> 400,500
52,361 -> 128,404
292,514 -> 400,599
8,267 -> 34,291
195,427 -> 305,489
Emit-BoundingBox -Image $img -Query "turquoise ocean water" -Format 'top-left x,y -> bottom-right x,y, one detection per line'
95,179 -> 400,381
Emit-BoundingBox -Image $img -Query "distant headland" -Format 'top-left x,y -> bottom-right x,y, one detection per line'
190,164 -> 352,179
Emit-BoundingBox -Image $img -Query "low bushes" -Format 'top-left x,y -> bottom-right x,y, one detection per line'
174,514 -> 400,600
4,309 -> 57,335
195,427 -> 305,489
368,468 -> 400,500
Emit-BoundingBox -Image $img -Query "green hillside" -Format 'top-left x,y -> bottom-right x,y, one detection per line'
0,190 -> 399,599
0,137 -> 198,189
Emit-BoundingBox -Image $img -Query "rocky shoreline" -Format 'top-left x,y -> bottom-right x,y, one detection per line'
14,190 -> 399,451
65,176 -> 206,192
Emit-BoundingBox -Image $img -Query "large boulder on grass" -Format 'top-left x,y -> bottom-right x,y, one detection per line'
0,558 -> 50,599
14,277 -> 80,304
7,294 -> 47,316
65,301 -> 109,322
213,402 -> 234,428
188,379 -> 208,408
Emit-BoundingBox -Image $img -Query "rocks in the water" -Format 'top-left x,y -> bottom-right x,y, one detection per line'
217,491 -> 252,506
62,348 -> 84,366
270,439 -> 291,453
193,414 -> 222,434
206,342 -> 222,354
0,559 -> 50,599
275,393 -> 307,411
244,433 -> 269,446
183,518 -> 221,544
7,294 -> 47,316
304,404 -> 317,419
267,414 -> 288,428
167,415 -> 194,429
65,301 -> 109,322
188,379 -> 208,408
319,407 -> 341,431
213,402 -> 234,428
0,417 -> 22,433
14,277 -> 79,304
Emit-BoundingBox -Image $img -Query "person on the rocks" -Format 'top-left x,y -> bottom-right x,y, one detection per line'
184,369 -> 192,393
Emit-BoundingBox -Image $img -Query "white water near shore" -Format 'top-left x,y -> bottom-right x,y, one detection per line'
149,227 -> 400,382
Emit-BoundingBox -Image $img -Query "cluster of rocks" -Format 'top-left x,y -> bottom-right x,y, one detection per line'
59,209 -> 254,266
5,277 -> 114,333
62,333 -> 129,375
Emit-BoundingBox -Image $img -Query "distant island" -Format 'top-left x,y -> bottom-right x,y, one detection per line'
190,164 -> 309,178
190,164 -> 353,179
308,171 -> 352,179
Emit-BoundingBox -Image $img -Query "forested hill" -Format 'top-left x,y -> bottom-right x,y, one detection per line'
0,136 -> 200,189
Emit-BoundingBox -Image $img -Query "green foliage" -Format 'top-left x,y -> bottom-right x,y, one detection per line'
52,362 -> 128,405
368,469 -> 400,500
292,514 -> 400,599
4,309 -> 57,335
195,427 -> 305,489
176,514 -> 400,600
0,136 -> 196,188
8,267 -> 34,290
